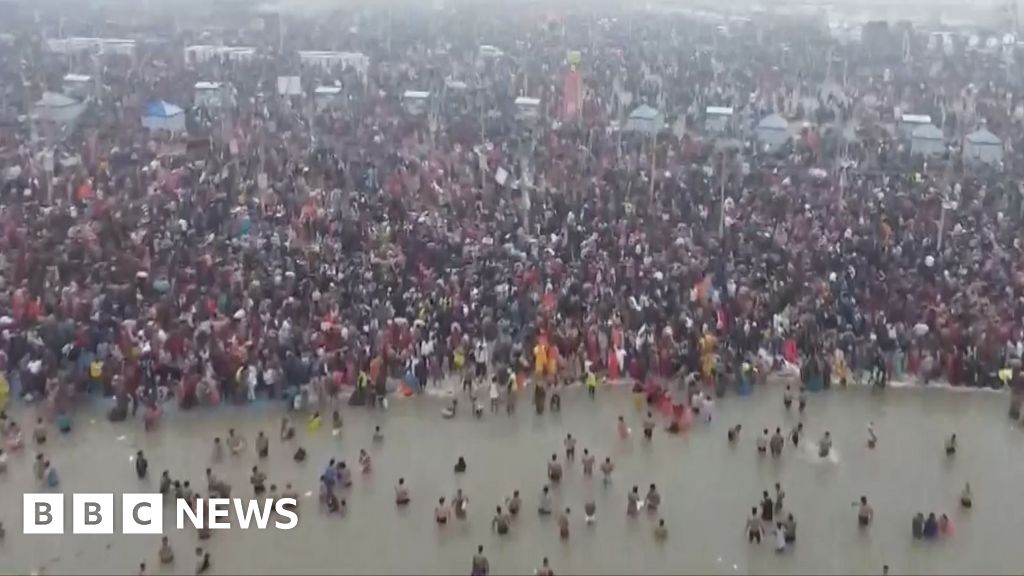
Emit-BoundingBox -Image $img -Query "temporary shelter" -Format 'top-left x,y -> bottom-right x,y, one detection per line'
705,106 -> 734,134
910,124 -> 944,157
514,96 -> 541,120
314,86 -> 343,110
755,113 -> 789,150
964,128 -> 1003,164
32,92 -> 85,124
625,104 -> 663,135
194,82 -> 223,108
141,101 -> 186,133
402,91 -> 430,115
899,113 -> 932,138
62,74 -> 93,99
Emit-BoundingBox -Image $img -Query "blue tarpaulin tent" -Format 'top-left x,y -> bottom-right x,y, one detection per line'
142,101 -> 186,132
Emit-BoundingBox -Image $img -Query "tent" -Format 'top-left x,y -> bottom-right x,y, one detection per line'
194,82 -> 223,108
705,106 -> 734,133
314,86 -> 343,111
755,113 -> 789,150
514,96 -> 541,120
964,128 -> 1003,164
32,92 -> 85,124
910,124 -> 944,157
625,104 -> 663,135
142,101 -> 186,132
402,91 -> 430,115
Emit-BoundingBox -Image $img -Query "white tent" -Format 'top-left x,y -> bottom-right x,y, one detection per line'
33,92 -> 85,124
705,106 -> 734,133
62,74 -> 93,99
277,76 -> 303,97
514,96 -> 541,120
141,101 -> 186,133
755,113 -> 789,149
314,86 -> 343,110
402,91 -> 430,115
910,124 -> 944,157
194,82 -> 223,108
625,104 -> 663,135
964,128 -> 1003,164
899,113 -> 932,138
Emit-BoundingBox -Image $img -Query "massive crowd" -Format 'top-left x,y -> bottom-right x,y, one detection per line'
0,3 -> 1022,424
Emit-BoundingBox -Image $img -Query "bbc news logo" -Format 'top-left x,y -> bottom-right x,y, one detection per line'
23,494 -> 298,534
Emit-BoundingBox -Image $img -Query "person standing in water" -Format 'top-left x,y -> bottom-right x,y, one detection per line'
643,412 -> 655,441
945,433 -> 957,456
746,507 -> 764,543
564,434 -> 576,461
960,483 -> 973,509
867,422 -> 877,449
627,486 -> 640,516
798,387 -> 808,414
547,454 -> 563,483
770,428 -> 785,457
507,490 -> 521,516
857,496 -> 874,528
773,483 -> 785,516
471,545 -> 490,576
581,449 -> 595,476
536,557 -> 554,576
654,518 -> 668,540
135,451 -> 148,479
783,386 -> 793,410
645,484 -> 661,514
756,429 -> 768,455
557,507 -> 570,539
256,431 -> 269,459
492,506 -> 510,535
818,431 -> 832,458
790,423 -> 804,448
395,478 -> 410,506
600,457 -> 614,485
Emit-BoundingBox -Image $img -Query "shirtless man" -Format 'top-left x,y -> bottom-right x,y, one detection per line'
581,449 -> 595,476
600,457 -> 614,485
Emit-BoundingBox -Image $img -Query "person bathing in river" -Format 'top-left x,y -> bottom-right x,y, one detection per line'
818,431 -> 832,458
960,483 -> 973,509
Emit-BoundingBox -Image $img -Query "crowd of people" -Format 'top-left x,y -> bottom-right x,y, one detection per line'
0,2 -> 1022,424
0,2 -> 1018,572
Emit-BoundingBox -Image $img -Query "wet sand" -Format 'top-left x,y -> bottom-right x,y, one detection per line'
0,383 -> 1021,575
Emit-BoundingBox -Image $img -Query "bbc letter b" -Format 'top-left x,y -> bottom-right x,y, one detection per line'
73,494 -> 114,534
24,494 -> 64,534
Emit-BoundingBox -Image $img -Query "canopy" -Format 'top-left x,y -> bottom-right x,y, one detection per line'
911,124 -> 943,140
966,128 -> 1001,145
626,104 -> 663,135
757,113 -> 788,131
33,92 -> 85,124
142,101 -> 186,132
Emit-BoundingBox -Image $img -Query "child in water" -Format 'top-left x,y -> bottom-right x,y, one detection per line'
617,416 -> 631,438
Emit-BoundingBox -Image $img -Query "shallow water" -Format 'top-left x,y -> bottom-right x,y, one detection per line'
0,382 -> 1021,575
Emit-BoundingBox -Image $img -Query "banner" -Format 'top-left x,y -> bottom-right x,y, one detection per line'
561,68 -> 582,121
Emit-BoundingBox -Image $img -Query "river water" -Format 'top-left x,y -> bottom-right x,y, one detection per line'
0,383 -> 1021,575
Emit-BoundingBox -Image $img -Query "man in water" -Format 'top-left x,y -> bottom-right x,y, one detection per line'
746,507 -> 763,543
790,423 -> 804,447
471,545 -> 489,576
557,507 -> 570,539
547,454 -> 563,483
756,429 -> 768,455
760,491 -> 774,524
536,557 -> 554,576
135,451 -> 148,479
507,490 -> 521,516
798,387 -> 807,413
600,457 -> 614,485
453,488 -> 469,520
728,425 -> 742,444
627,486 -> 640,516
818,431 -> 832,458
857,496 -> 873,528
783,386 -> 793,410
643,412 -> 655,440
395,478 -> 410,506
645,484 -> 661,514
564,434 -> 576,461
256,431 -> 269,458
654,518 -> 668,540
538,485 -> 553,515
492,506 -> 510,535
581,449 -> 595,476
770,428 -> 785,457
